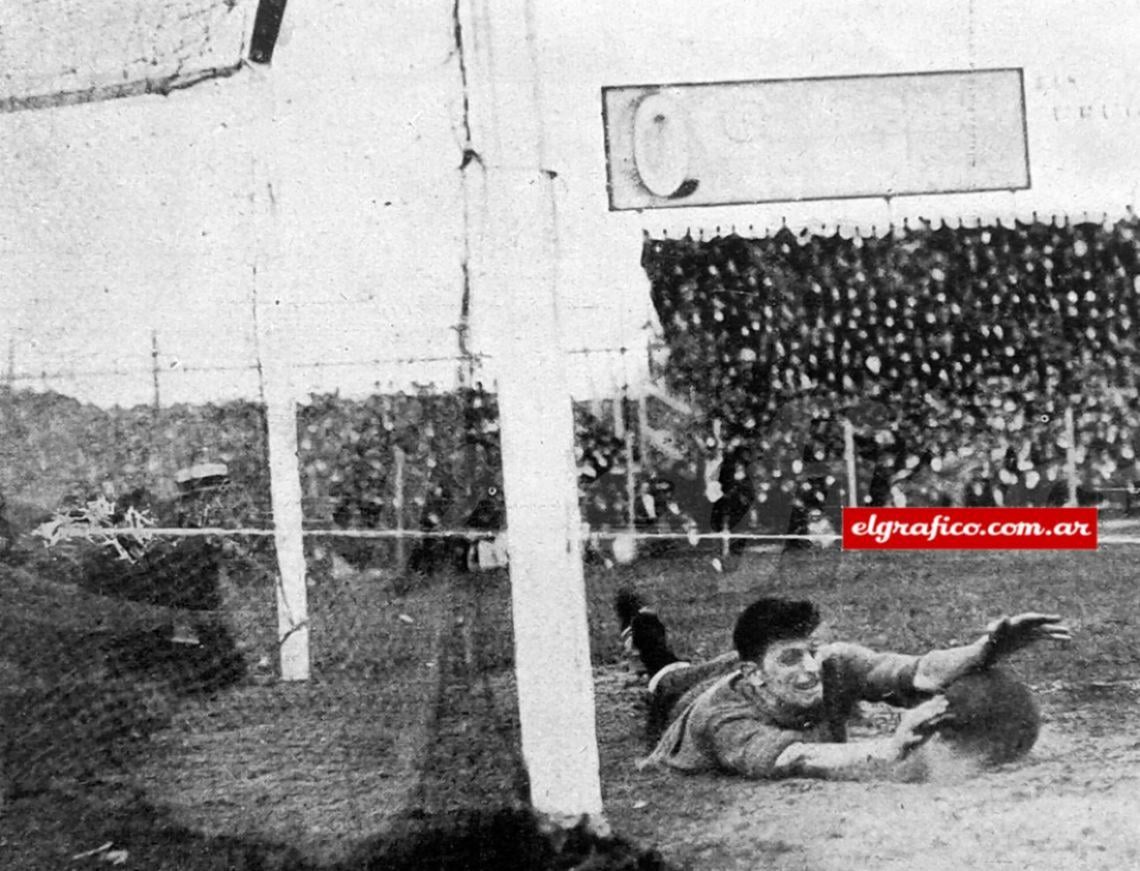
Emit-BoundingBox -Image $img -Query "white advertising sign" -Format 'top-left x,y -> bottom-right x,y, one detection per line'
603,69 -> 1030,210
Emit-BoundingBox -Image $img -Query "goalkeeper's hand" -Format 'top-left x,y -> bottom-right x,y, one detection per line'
891,696 -> 954,758
980,613 -> 1072,667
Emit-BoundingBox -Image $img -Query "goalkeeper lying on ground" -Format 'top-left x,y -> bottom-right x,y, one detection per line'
617,591 -> 1071,780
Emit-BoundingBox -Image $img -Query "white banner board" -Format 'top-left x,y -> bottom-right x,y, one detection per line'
603,69 -> 1030,210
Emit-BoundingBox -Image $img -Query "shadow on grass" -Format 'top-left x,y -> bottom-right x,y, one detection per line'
3,792 -> 676,871
2,623 -> 245,799
346,807 -> 675,871
1,565 -> 677,871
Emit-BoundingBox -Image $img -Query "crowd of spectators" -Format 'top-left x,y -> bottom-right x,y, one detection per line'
12,214 -> 1140,553
643,218 -> 1140,512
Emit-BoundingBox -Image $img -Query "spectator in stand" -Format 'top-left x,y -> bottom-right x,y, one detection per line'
644,218 -> 1140,514
709,442 -> 756,548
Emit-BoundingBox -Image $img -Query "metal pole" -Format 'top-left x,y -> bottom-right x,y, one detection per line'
264,382 -> 310,681
637,387 -> 649,477
1065,404 -> 1079,506
151,330 -> 161,413
843,418 -> 859,507
459,0 -> 602,822
611,391 -> 625,438
251,59 -> 309,682
624,392 -> 637,538
393,444 -> 407,572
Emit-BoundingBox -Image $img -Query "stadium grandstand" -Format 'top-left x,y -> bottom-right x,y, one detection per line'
643,219 -> 1140,518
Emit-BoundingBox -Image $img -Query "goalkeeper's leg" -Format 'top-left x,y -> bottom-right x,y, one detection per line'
616,589 -> 737,744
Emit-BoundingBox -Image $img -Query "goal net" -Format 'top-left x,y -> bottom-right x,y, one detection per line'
0,0 -> 257,113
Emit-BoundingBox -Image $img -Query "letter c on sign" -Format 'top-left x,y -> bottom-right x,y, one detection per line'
632,93 -> 697,199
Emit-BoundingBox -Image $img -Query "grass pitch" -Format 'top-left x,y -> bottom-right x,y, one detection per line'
2,543 -> 1139,869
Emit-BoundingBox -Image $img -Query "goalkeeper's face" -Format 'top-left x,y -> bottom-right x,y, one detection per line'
756,637 -> 824,711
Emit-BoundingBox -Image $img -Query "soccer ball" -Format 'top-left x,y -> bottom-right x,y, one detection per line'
938,667 -> 1041,765
898,667 -> 1041,783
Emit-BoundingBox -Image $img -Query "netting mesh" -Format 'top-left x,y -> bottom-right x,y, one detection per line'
0,0 -> 255,111
0,385 -> 534,866
4,215 -> 1140,868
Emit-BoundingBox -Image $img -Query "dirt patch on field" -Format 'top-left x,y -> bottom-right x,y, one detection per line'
596,666 -> 1140,870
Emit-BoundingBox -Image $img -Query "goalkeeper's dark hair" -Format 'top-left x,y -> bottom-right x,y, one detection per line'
733,598 -> 821,662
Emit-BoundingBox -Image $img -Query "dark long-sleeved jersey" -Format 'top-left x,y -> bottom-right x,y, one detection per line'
640,642 -> 926,778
